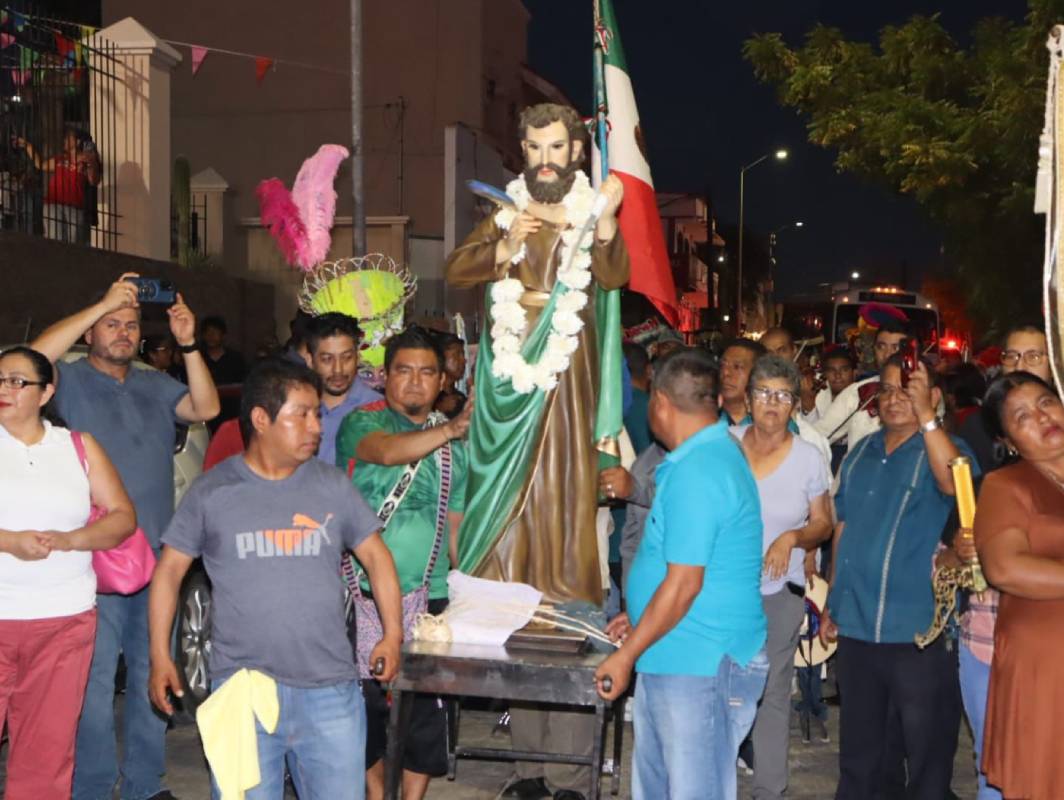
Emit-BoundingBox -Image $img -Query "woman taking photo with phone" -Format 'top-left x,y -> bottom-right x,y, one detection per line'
975,371 -> 1064,800
0,346 -> 135,800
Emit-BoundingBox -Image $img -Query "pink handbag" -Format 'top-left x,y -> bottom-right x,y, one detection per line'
71,431 -> 157,595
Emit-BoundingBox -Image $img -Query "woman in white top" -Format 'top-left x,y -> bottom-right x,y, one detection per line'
732,354 -> 833,800
0,346 -> 135,800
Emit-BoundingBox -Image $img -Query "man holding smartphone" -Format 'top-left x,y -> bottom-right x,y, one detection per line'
32,273 -> 220,800
820,356 -> 975,799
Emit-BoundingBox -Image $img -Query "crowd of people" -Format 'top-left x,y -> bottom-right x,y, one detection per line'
592,319 -> 1064,800
1,266 -> 1062,800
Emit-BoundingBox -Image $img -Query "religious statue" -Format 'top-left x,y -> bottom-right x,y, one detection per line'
445,103 -> 630,604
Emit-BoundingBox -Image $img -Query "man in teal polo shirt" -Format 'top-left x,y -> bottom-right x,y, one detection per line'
822,354 -> 973,799
595,347 -> 768,800
335,326 -> 471,800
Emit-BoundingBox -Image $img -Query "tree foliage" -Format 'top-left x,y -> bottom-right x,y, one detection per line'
744,0 -> 1064,335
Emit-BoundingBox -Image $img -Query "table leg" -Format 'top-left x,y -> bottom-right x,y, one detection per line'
590,702 -> 605,800
384,688 -> 406,800
611,699 -> 624,796
447,698 -> 460,780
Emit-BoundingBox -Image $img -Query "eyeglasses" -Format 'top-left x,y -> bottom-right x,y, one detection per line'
1001,350 -> 1047,367
0,376 -> 47,390
751,386 -> 797,406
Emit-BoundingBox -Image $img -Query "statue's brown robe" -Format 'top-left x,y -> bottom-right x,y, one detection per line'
445,214 -> 630,604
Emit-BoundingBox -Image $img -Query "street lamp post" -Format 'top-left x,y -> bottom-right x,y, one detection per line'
737,149 -> 787,330
766,220 -> 804,326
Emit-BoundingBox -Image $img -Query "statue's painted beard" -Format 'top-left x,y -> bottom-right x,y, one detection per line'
523,160 -> 579,204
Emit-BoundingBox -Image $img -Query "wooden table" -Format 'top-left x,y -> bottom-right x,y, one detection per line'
384,640 -> 624,799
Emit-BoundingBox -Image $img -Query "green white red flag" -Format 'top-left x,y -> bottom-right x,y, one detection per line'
592,0 -> 679,325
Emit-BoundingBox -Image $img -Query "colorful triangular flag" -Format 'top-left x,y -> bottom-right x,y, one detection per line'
255,56 -> 273,85
591,0 -> 679,326
190,45 -> 208,76
54,32 -> 76,62
19,45 -> 35,70
0,33 -> 14,49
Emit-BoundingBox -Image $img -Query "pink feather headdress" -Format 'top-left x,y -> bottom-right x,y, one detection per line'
256,144 -> 350,272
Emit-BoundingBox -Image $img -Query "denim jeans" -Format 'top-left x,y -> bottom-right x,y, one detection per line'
44,203 -> 81,243
794,665 -> 827,721
958,642 -> 1002,800
209,678 -> 367,800
633,650 -> 769,800
73,590 -> 168,800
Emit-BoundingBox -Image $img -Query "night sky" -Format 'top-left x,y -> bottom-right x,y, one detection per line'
524,0 -> 1030,300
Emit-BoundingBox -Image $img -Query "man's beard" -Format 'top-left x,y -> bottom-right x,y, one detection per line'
96,343 -> 135,366
402,401 -> 431,417
524,161 -> 579,204
324,379 -> 353,397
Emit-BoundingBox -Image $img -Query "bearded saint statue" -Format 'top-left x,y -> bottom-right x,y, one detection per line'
445,103 -> 629,604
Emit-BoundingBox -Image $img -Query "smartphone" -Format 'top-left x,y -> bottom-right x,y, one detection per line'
126,277 -> 177,305
900,338 -> 919,388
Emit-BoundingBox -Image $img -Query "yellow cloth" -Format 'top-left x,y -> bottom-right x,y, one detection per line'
196,669 -> 280,800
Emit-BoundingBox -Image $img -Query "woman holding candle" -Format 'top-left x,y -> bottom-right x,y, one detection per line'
974,371 -> 1064,800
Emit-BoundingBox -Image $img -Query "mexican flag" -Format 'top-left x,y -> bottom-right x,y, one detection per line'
592,0 -> 679,326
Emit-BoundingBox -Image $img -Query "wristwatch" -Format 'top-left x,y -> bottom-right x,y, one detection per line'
920,416 -> 943,434
176,341 -> 199,354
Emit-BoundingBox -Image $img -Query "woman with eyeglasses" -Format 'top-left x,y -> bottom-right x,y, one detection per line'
0,346 -> 136,799
731,354 -> 833,797
973,371 -> 1064,800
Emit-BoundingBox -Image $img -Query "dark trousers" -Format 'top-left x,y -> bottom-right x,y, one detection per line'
834,636 -> 960,800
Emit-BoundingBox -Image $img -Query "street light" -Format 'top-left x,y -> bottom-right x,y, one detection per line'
766,221 -> 805,326
738,149 -> 788,329
717,254 -> 726,263
851,271 -> 860,280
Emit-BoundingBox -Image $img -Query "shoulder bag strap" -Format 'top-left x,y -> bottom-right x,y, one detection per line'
342,413 -> 451,594
71,430 -> 89,475
419,434 -> 453,589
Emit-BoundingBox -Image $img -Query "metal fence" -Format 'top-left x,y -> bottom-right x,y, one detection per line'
0,4 -> 120,250
171,194 -> 209,262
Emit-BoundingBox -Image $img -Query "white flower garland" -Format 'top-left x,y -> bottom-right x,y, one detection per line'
490,171 -> 597,393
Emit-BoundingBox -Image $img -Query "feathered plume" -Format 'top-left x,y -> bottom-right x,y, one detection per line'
292,144 -> 349,269
256,178 -> 306,268
255,144 -> 350,272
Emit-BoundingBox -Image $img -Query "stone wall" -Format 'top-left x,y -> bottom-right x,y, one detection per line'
0,232 -> 276,355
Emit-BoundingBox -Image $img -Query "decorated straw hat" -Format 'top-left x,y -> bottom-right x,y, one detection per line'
794,573 -> 837,667
256,144 -> 418,372
298,254 -> 417,370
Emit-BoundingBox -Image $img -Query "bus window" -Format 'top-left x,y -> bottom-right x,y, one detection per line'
833,304 -> 940,349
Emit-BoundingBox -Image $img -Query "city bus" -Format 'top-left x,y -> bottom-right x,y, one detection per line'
780,283 -> 942,351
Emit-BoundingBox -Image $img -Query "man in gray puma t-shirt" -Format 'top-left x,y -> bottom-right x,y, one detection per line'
147,359 -> 402,800
161,454 -> 380,686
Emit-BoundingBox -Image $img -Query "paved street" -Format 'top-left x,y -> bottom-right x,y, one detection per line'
0,696 -> 980,798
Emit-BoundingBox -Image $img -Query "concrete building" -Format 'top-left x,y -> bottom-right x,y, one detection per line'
102,0 -> 533,332
657,192 -> 725,332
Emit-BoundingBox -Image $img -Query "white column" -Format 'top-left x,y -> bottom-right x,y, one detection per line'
89,17 -> 181,260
